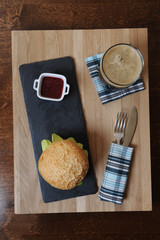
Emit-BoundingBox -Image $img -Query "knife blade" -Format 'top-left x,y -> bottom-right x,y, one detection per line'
123,106 -> 138,147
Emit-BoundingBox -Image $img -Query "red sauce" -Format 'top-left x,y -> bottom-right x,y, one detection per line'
41,77 -> 64,99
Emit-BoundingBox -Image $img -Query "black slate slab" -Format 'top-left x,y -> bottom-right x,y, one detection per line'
19,57 -> 98,203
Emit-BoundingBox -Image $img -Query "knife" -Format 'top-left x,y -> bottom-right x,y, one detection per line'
123,106 -> 138,147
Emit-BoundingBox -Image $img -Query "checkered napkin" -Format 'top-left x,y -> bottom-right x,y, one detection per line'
98,143 -> 133,204
85,53 -> 145,104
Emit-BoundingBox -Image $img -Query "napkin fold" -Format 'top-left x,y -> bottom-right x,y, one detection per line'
19,57 -> 97,203
85,53 -> 145,104
98,143 -> 133,204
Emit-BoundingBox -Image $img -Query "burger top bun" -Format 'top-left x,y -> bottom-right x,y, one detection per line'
38,139 -> 89,190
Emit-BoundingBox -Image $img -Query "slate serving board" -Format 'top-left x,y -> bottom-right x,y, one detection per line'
19,57 -> 97,203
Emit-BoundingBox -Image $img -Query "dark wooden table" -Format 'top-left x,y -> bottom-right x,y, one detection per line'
0,0 -> 160,239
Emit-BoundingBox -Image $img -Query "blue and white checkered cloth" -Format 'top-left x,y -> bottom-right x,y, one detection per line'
98,143 -> 133,204
85,53 -> 145,104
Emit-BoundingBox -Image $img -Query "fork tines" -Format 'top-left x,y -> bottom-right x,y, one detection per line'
114,112 -> 127,132
114,111 -> 127,144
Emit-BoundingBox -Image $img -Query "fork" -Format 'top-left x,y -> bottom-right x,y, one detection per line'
114,112 -> 127,144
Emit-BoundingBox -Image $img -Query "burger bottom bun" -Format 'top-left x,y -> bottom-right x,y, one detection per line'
38,139 -> 89,190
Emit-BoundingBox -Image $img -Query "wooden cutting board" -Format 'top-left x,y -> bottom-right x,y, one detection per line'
12,29 -> 152,214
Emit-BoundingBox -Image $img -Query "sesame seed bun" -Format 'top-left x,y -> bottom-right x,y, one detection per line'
38,139 -> 89,190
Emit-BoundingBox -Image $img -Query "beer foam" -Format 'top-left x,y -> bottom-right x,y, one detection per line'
102,44 -> 143,85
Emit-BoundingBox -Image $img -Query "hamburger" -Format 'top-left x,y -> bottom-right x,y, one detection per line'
38,134 -> 89,190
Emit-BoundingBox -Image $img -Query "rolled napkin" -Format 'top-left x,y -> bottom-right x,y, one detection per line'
98,143 -> 133,204
85,53 -> 145,104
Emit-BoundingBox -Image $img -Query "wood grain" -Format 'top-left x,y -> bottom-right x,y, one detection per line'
12,28 -> 152,214
1,0 -> 160,239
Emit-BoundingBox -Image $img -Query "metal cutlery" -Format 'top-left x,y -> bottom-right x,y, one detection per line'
113,106 -> 138,146
123,106 -> 138,147
114,111 -> 127,144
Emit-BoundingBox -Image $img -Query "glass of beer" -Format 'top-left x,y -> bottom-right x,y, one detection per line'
99,43 -> 144,88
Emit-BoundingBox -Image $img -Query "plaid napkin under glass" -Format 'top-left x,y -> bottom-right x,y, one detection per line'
98,143 -> 133,204
85,53 -> 145,104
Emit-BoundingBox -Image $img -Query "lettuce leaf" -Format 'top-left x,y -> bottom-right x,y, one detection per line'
77,143 -> 83,149
52,133 -> 63,143
67,137 -> 77,144
41,139 -> 52,152
77,182 -> 83,186
41,134 -> 88,157
83,149 -> 88,157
